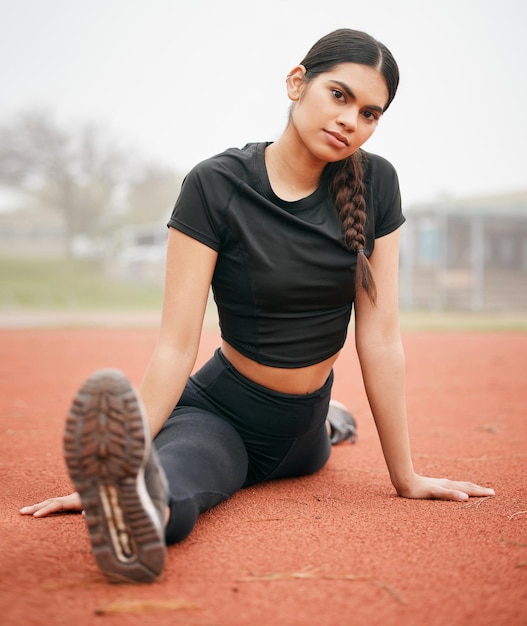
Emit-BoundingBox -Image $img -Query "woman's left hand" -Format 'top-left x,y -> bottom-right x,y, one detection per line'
397,474 -> 495,501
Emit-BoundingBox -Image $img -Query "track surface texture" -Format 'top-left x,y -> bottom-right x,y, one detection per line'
1,327 -> 526,626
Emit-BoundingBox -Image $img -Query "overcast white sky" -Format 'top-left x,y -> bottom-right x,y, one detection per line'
1,0 -> 526,205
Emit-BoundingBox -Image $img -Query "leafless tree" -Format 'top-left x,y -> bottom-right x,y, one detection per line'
125,165 -> 183,225
0,111 -> 132,257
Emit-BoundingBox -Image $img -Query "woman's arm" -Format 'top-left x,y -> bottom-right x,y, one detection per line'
354,229 -> 494,501
140,227 -> 218,438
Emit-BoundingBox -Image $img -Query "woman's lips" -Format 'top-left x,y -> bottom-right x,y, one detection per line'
324,130 -> 349,148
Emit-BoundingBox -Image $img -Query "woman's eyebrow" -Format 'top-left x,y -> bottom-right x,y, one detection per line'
331,80 -> 384,113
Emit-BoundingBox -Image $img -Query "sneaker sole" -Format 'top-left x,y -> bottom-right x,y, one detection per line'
64,369 -> 166,583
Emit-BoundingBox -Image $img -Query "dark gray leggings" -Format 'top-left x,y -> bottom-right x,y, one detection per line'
154,349 -> 332,544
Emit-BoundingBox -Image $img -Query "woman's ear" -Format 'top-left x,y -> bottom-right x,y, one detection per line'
285,65 -> 307,101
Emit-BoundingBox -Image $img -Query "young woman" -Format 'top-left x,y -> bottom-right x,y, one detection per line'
20,28 -> 495,583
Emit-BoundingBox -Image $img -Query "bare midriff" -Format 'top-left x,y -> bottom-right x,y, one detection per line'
221,341 -> 340,395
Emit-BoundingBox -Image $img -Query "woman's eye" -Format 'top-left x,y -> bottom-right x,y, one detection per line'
332,89 -> 345,101
362,110 -> 380,122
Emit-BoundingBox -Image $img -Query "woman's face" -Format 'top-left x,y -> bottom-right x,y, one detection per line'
287,62 -> 389,164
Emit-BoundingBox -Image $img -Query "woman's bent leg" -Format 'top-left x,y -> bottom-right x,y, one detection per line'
154,410 -> 249,545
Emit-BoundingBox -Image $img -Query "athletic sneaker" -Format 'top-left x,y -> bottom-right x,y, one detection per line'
327,400 -> 358,445
63,368 -> 168,583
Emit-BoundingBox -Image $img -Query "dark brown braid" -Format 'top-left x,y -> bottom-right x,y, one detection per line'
327,151 -> 377,304
298,29 -> 400,304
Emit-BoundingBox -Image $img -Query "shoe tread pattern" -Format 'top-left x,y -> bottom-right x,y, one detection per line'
64,369 -> 166,583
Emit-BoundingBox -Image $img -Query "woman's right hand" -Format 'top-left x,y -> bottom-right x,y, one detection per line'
19,492 -> 82,517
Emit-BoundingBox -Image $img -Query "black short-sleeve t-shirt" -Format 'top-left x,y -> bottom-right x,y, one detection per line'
168,142 -> 404,367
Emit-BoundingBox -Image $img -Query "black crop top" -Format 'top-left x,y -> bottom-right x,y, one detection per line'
168,142 -> 404,367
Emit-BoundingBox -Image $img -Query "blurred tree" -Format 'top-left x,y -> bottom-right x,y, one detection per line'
125,165 -> 183,225
0,111 -> 132,257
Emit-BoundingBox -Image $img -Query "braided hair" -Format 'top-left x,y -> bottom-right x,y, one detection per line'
299,29 -> 399,303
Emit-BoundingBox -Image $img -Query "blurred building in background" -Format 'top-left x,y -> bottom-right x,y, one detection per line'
400,190 -> 527,312
108,221 -> 168,285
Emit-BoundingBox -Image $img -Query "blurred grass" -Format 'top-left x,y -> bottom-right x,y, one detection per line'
1,256 -> 526,330
0,256 -> 163,310
397,310 -> 527,332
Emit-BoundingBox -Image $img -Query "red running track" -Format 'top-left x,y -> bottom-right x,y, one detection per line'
1,328 -> 526,626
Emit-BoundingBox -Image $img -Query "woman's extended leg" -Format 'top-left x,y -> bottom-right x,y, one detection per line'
154,410 -> 249,544
64,368 -> 248,582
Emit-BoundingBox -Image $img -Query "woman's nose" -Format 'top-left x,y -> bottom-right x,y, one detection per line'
337,106 -> 358,131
